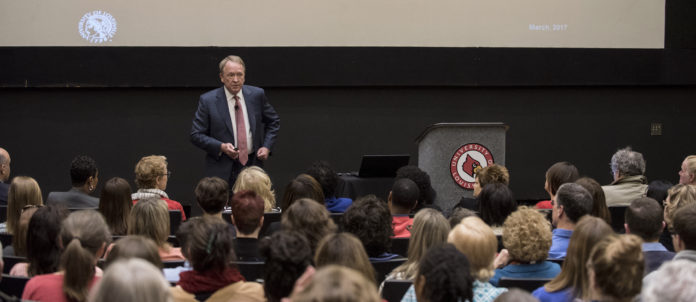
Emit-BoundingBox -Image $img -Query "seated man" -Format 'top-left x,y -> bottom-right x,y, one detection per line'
387,178 -> 419,238
231,190 -> 265,261
195,177 -> 228,221
549,183 -> 593,259
306,161 -> 352,213
343,195 -> 400,261
624,197 -> 674,274
46,155 -> 99,208
645,203 -> 696,285
0,147 -> 11,205
602,147 -> 648,207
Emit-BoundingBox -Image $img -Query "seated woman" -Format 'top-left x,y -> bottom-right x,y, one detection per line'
131,155 -> 186,220
128,197 -> 184,261
3,176 -> 43,235
7,204 -> 39,257
281,198 -> 337,254
233,166 -> 278,212
90,258 -> 171,302
104,235 -> 163,270
587,234 -> 644,302
575,177 -> 612,225
289,265 -> 381,302
400,245 -> 474,302
457,164 -> 509,211
536,162 -> 579,209
382,209 -> 450,287
11,205 -> 69,277
343,195 -> 400,261
22,210 -> 111,302
45,155 -> 100,209
315,232 -> 376,284
280,174 -> 324,211
532,216 -> 613,302
661,184 -> 696,250
447,216 -> 507,301
259,230 -> 313,302
478,183 -> 517,235
489,207 -> 561,286
171,216 -> 264,302
98,177 -> 132,236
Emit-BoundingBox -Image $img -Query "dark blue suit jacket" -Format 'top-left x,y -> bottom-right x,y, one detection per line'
190,85 -> 280,183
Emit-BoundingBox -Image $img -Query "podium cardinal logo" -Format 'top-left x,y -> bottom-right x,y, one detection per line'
461,155 -> 483,177
450,143 -> 494,190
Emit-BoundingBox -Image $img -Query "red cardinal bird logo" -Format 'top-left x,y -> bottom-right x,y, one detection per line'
461,155 -> 483,177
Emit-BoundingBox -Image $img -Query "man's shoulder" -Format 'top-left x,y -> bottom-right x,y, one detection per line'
243,85 -> 263,94
200,87 -> 225,100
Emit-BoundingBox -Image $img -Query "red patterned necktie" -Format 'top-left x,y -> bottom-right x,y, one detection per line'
234,95 -> 249,165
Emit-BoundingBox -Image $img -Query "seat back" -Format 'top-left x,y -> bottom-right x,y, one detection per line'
169,210 -> 182,235
381,280 -> 413,302
371,258 -> 406,284
162,260 -> 186,268
390,238 -> 409,257
609,206 -> 627,233
259,212 -> 281,237
498,277 -> 553,292
0,205 -> 6,223
232,261 -> 265,282
0,233 -> 12,249
0,274 -> 30,298
2,256 -> 27,274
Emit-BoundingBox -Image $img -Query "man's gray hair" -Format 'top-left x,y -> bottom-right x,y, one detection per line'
610,147 -> 646,177
555,183 -> 593,223
642,260 -> 696,302
218,55 -> 245,73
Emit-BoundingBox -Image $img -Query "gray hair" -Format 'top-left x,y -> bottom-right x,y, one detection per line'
642,260 -> 696,302
556,183 -> 593,223
90,258 -> 172,302
610,147 -> 646,177
0,148 -> 7,164
218,55 -> 246,73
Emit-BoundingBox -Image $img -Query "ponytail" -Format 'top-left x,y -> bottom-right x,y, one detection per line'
61,238 -> 97,302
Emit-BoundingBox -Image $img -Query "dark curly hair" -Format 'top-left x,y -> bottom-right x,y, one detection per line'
478,183 -> 517,226
70,155 -> 98,187
306,160 -> 339,199
395,166 -> 436,207
342,195 -> 393,257
259,231 -> 313,302
418,244 -> 474,302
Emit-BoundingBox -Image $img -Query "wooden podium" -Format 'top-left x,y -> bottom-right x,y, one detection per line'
415,123 -> 508,212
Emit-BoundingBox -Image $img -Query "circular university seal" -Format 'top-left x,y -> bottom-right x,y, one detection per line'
450,143 -> 495,189
78,11 -> 117,44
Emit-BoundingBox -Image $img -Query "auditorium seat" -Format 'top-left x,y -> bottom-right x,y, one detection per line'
169,210 -> 182,235
498,277 -> 553,292
381,280 -> 413,302
163,260 -> 186,269
371,258 -> 407,284
391,238 -> 409,257
608,206 -> 628,233
232,261 -> 265,282
0,205 -> 7,223
259,212 -> 281,237
2,256 -> 26,274
0,274 -> 30,298
0,233 -> 12,249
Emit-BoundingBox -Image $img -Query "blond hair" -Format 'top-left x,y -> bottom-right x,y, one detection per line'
315,233 -> 376,284
218,55 -> 245,73
233,166 -> 276,211
664,184 -> 696,231
128,198 -> 170,249
391,209 -> 449,280
7,176 -> 42,234
134,155 -> 167,189
588,234 -> 644,300
502,207 -> 552,262
683,155 -> 696,184
290,265 -> 381,302
448,216 -> 497,281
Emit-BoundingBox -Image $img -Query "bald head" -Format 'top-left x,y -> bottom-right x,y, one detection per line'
0,148 -> 10,182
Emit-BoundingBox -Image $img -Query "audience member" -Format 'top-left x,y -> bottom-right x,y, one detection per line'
259,231 -> 313,302
625,197 -> 674,274
164,218 -> 195,282
575,177 -> 611,225
0,147 -> 11,205
195,176 -> 228,221
315,232 -> 376,284
645,203 -> 696,287
7,205 -> 39,257
532,216 -> 613,302
232,166 -> 278,212
602,147 -> 648,206
171,216 -> 264,302
289,265 -> 381,302
89,258 -> 171,302
396,165 -> 439,212
388,178 -> 419,238
641,259 -> 696,302
400,245 -> 474,302
587,234 -> 644,302
104,236 -> 163,270
281,198 -> 336,254
11,205 -> 69,277
536,162 -> 579,209
343,195 -> 399,260
478,183 -> 517,235
46,155 -> 100,209
448,207 -> 477,228
306,160 -> 352,213
98,177 -> 132,236
448,216 -> 507,301
549,183 -> 593,259
663,184 -> 696,232
230,190 -> 265,261
4,175 -> 43,235
132,155 -> 186,220
678,155 -> 696,185
490,207 -> 561,286
493,289 -> 539,302
128,197 -> 184,261
280,174 -> 324,211
647,179 -> 673,205
22,210 -> 111,302
384,209 -> 449,285
457,164 -> 510,211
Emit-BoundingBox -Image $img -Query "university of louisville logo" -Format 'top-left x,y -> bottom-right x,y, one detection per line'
78,11 -> 117,44
450,143 -> 494,189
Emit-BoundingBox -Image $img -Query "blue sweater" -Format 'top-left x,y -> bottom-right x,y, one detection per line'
489,261 -> 561,286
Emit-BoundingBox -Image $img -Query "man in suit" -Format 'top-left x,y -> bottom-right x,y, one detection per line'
46,155 -> 99,208
0,147 -> 11,205
190,55 -> 280,187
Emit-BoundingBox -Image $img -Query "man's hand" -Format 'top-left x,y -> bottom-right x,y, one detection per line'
257,147 -> 270,160
220,143 -> 239,159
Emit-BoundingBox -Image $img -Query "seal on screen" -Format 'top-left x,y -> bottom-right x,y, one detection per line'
450,143 -> 494,190
78,11 -> 117,44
